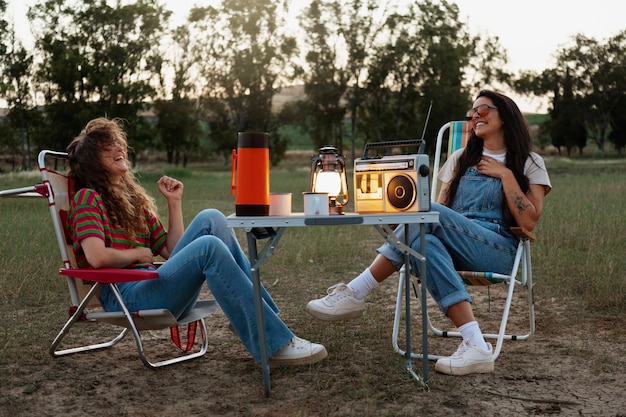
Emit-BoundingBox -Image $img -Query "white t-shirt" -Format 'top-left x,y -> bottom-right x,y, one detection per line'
483,148 -> 507,163
438,148 -> 552,195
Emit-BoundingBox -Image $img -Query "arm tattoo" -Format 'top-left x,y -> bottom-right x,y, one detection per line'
508,191 -> 530,214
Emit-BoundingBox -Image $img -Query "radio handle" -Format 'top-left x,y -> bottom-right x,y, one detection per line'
362,139 -> 426,159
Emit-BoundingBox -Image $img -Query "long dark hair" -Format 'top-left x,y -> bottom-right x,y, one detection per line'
446,90 -> 533,227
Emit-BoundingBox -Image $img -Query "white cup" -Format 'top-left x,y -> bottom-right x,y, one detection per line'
269,192 -> 292,216
303,192 -> 329,216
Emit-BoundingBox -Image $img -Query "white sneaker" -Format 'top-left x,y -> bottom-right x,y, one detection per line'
269,336 -> 328,366
306,283 -> 365,321
435,340 -> 494,375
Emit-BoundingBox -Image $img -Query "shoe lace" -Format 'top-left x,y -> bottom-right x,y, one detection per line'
325,283 -> 351,301
451,340 -> 471,358
288,336 -> 305,349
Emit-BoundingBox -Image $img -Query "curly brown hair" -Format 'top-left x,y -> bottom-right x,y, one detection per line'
66,117 -> 157,241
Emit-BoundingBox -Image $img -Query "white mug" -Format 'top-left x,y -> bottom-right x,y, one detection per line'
303,192 -> 329,216
269,192 -> 292,216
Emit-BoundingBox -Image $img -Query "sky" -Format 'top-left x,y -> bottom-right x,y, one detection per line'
454,0 -> 625,111
455,1 -> 624,73
5,0 -> 626,112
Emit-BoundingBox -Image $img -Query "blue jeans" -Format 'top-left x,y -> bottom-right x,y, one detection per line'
99,209 -> 294,362
377,169 -> 519,315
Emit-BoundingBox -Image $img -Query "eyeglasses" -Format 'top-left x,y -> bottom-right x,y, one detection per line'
469,104 -> 497,117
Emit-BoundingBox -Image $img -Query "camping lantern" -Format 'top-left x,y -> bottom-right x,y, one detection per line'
310,145 -> 349,214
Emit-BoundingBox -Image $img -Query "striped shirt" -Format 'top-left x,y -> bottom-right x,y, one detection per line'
69,188 -> 167,268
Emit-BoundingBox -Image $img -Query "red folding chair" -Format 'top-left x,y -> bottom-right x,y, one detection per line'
1,150 -> 219,368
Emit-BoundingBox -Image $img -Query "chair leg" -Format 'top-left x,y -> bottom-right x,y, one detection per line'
392,269 -> 409,357
51,283 -> 210,368
524,244 -> 536,338
107,284 -> 209,369
392,267 -> 448,361
489,273 -> 516,360
392,253 -> 536,362
484,246 -> 535,360
50,283 -> 127,357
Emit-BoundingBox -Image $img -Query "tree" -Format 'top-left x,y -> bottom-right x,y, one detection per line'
0,2 -> 38,170
187,0 -> 296,164
0,0 -> 9,87
154,25 -> 201,166
360,0 -> 503,155
28,0 -> 169,151
292,0 -> 348,152
517,31 -> 626,154
565,35 -> 612,153
608,108 -> 626,155
295,0 -> 501,159
416,0 -> 495,147
608,87 -> 626,155
338,0 -> 389,161
360,8 -> 426,146
605,31 -> 626,154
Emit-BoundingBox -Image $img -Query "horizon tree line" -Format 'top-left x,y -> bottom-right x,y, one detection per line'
0,0 -> 625,171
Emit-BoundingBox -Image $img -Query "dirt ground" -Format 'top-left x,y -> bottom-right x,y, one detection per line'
1,279 -> 626,417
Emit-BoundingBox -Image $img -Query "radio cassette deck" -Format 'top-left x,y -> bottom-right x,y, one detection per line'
353,141 -> 430,213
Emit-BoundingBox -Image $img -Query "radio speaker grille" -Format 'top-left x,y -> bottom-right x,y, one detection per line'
386,174 -> 416,210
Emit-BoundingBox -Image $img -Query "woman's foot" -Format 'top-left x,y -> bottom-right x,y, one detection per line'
434,340 -> 494,375
306,283 -> 365,321
269,336 -> 328,366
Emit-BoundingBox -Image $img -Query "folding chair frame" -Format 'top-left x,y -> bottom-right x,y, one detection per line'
1,150 -> 218,369
392,121 -> 536,361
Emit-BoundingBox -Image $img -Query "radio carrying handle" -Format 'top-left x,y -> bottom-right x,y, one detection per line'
361,139 -> 426,159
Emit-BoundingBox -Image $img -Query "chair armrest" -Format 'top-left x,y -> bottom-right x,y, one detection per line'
509,226 -> 536,243
0,184 -> 49,198
60,268 -> 159,283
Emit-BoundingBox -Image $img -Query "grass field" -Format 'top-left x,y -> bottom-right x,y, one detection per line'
0,152 -> 625,415
1,153 -> 624,312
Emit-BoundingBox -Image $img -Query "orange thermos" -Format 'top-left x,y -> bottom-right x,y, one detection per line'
231,132 -> 270,216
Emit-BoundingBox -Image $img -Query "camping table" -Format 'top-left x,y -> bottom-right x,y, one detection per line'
227,211 -> 439,397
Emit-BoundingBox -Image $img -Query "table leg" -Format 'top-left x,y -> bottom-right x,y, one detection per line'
246,232 -> 271,397
420,223 -> 429,383
401,223 -> 429,386
403,224 -> 429,386
375,222 -> 429,385
404,224 -> 414,374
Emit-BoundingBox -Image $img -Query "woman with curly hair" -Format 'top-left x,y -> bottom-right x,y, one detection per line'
67,117 -> 327,367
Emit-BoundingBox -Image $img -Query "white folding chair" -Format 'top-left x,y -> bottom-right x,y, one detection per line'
392,121 -> 535,361
1,150 -> 219,368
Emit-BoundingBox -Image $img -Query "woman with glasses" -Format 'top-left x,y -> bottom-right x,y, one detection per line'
67,117 -> 327,368
306,90 -> 551,375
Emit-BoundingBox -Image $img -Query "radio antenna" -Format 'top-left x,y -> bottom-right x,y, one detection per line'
418,101 -> 433,154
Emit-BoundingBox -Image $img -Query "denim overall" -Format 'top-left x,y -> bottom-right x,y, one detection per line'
98,209 -> 293,363
377,167 -> 519,315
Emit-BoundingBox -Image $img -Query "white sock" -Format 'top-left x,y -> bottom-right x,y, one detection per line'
458,321 -> 489,350
347,268 -> 379,300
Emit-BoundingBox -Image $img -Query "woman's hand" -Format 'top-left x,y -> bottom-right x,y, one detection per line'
156,176 -> 185,258
157,176 -> 183,201
476,156 -> 508,179
133,247 -> 155,265
477,156 -> 545,231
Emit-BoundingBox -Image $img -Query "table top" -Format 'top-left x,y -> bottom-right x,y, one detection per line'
227,211 -> 439,228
